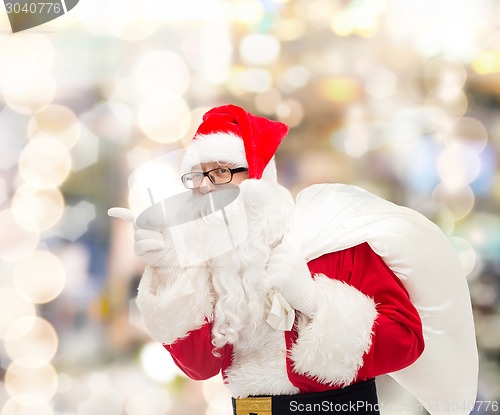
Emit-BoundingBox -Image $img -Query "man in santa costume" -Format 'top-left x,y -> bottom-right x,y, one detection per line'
109,104 -> 478,415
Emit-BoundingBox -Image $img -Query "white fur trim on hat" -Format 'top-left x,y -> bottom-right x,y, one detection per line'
290,274 -> 377,387
182,132 -> 247,174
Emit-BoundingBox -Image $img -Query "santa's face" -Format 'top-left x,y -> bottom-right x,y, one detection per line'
189,162 -> 249,196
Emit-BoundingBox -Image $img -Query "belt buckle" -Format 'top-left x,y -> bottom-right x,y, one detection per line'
235,396 -> 272,415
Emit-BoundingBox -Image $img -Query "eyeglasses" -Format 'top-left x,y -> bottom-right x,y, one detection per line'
181,167 -> 248,189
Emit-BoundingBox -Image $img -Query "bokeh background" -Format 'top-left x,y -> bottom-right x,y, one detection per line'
0,0 -> 499,414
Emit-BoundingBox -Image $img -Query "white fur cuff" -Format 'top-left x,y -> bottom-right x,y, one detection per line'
135,266 -> 214,345
290,275 -> 377,386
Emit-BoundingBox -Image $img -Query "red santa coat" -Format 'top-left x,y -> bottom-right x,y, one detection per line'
156,242 -> 424,394
135,183 -> 476,410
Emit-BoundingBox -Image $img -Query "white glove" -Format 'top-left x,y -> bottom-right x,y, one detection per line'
266,243 -> 316,317
108,207 -> 178,269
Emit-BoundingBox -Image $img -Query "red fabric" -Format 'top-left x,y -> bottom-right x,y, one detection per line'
163,243 -> 424,390
164,320 -> 233,381
286,242 -> 425,392
193,105 -> 289,179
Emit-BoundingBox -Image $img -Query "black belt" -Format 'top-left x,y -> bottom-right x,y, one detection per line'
232,378 -> 379,415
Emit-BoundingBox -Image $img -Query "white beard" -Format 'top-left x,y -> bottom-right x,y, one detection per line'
205,179 -> 295,349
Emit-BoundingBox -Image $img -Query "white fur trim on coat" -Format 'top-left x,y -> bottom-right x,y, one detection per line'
135,266 -> 214,345
181,132 -> 247,174
224,317 -> 299,398
290,274 -> 377,386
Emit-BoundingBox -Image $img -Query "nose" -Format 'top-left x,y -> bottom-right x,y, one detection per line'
197,175 -> 215,194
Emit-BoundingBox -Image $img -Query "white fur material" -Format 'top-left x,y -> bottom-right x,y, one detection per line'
224,319 -> 299,398
135,265 -> 214,345
290,274 -> 377,387
181,132 -> 247,173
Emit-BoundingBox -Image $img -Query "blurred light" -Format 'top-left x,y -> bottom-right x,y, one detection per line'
445,117 -> 488,153
278,65 -> 311,93
13,250 -> 66,304
180,106 -> 212,148
401,135 -> 440,194
127,146 -> 155,171
0,210 -> 39,262
240,34 -> 281,66
296,151 -> 353,186
176,107 -> 211,147
471,51 -> 500,75
365,67 -> 396,99
426,92 -> 469,121
273,18 -> 306,41
254,89 -> 282,115
128,157 -> 185,214
320,78 -> 360,103
18,138 -> 72,189
0,35 -> 54,87
0,177 -> 7,206
81,102 -> 134,145
56,372 -> 73,394
470,144 -> 497,196
417,202 -> 455,235
11,185 -> 64,232
105,0 -> 156,41
410,2 -> 482,60
70,126 -> 100,172
124,386 -> 172,415
5,316 -> 58,362
330,7 -> 380,38
476,316 -> 500,350
437,143 -> 481,186
181,26 -> 233,84
78,373 -> 123,415
0,1 -> 10,30
331,105 -> 386,158
230,0 -> 265,25
139,342 -> 186,382
48,201 -> 96,242
27,105 -> 81,150
422,59 -> 467,99
226,66 -> 246,96
276,99 -> 304,127
149,0 -> 226,22
0,287 -> 36,339
0,108 -> 27,170
204,376 -> 233,415
108,76 -> 138,109
387,108 -> 434,145
3,74 -> 56,114
2,397 -> 54,415
344,132 -> 369,158
138,95 -> 191,144
470,283 -> 497,308
450,237 -> 478,279
234,68 -> 273,93
431,183 -> 475,221
455,212 -> 500,262
133,50 -> 190,97
296,0 -> 339,25
5,358 -> 58,403
330,11 -> 354,37
421,104 -> 454,129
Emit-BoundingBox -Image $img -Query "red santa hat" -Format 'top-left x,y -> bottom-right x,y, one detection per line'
182,104 -> 289,180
